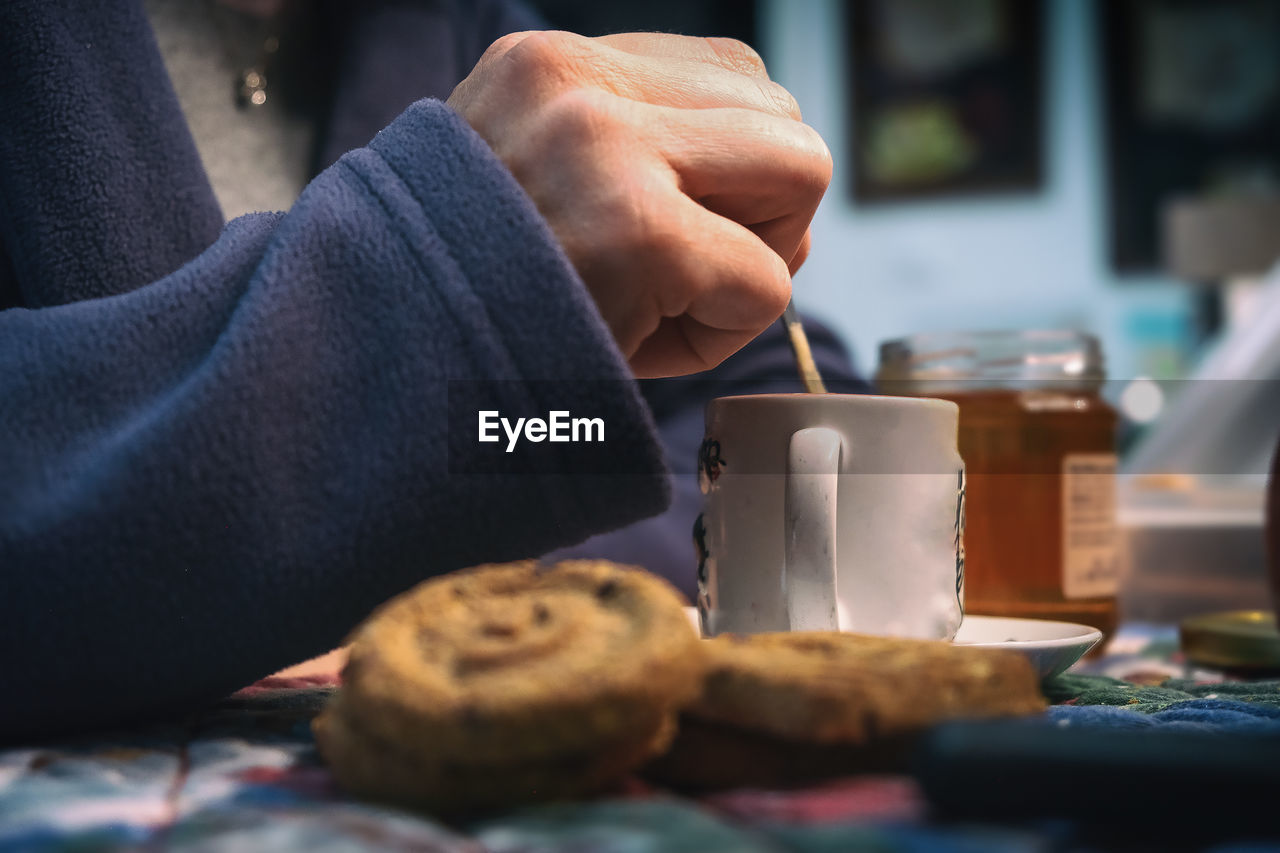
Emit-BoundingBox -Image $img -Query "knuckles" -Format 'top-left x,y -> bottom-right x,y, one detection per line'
499,30 -> 570,73
488,30 -> 591,94
500,87 -> 629,185
539,88 -> 619,151
480,30 -> 535,64
702,37 -> 768,77
760,79 -> 803,121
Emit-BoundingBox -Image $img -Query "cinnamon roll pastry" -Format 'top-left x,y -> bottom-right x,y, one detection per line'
313,560 -> 704,814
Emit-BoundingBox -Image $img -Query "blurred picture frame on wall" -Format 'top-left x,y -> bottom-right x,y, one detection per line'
846,0 -> 1045,204
1103,0 -> 1280,273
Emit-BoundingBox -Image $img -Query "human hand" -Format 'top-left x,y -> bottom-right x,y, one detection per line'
447,31 -> 831,377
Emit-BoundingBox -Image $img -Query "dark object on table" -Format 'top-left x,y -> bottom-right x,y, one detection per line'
1180,610 -> 1280,674
915,720 -> 1280,829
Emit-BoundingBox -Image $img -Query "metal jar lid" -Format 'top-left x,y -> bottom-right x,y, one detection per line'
876,330 -> 1106,394
1180,610 -> 1280,672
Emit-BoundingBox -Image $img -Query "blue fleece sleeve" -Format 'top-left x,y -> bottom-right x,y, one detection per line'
0,101 -> 668,740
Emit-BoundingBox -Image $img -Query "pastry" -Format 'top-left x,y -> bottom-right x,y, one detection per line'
646,630 -> 1045,790
313,559 -> 705,814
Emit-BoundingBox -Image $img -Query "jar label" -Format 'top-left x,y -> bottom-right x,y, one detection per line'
954,467 -> 966,616
1061,453 -> 1119,599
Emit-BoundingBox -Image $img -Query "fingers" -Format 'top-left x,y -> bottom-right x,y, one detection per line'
597,33 -> 770,78
672,197 -> 794,328
563,177 -> 791,376
449,29 -> 828,377
644,104 -> 831,271
582,45 -> 801,119
450,31 -> 801,134
629,317 -> 758,378
750,216 -> 814,277
507,90 -> 826,273
789,229 -> 812,276
627,193 -> 793,376
499,32 -> 798,119
657,107 -> 832,206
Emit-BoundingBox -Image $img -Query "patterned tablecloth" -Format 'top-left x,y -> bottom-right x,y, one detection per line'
4,624 -> 1280,852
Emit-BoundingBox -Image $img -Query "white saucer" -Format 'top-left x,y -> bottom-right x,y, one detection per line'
683,609 -> 1101,681
952,614 -> 1102,680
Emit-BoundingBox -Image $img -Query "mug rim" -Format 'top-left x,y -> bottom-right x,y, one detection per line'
708,392 -> 958,414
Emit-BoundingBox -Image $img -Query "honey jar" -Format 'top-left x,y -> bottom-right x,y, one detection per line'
877,331 -> 1120,640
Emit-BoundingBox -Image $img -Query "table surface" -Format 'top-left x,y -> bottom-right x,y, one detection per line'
4,625 -> 1280,852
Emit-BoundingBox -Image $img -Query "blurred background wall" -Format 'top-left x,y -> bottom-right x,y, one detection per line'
761,0 -> 1193,380
534,0 -> 1280,388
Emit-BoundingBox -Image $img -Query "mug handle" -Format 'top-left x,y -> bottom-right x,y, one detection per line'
785,426 -> 842,631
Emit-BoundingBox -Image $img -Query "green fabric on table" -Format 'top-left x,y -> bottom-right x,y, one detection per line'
1161,678 -> 1280,707
1044,673 -> 1280,713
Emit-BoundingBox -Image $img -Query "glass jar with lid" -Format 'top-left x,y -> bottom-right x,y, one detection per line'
876,330 -> 1120,641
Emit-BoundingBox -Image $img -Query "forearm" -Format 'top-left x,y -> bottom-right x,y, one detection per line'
0,101 -> 667,741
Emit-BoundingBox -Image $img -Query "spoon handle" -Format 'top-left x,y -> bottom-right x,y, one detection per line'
781,300 -> 827,394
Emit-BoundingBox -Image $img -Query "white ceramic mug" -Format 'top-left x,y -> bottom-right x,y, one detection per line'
694,393 -> 965,640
